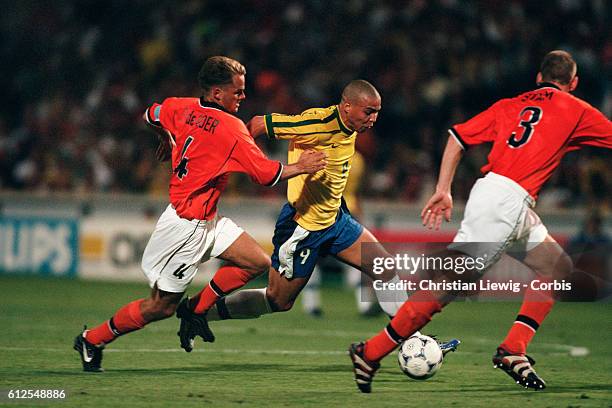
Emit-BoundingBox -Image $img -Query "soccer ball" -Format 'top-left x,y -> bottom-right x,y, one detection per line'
397,334 -> 443,380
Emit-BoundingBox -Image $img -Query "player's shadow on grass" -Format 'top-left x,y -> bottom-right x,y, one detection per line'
104,363 -> 294,374
186,362 -> 350,374
283,364 -> 349,373
64,362 -> 352,375
28,364 -> 282,377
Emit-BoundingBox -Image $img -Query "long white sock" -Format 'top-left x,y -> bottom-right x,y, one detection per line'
206,288 -> 272,321
345,266 -> 361,287
374,274 -> 409,317
345,266 -> 376,314
302,266 -> 322,313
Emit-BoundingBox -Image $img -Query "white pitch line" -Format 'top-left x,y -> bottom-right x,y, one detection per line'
0,322 -> 591,357
0,346 -> 575,357
145,327 -> 594,356
465,336 -> 590,357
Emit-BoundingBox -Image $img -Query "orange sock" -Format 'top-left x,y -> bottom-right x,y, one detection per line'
192,266 -> 253,314
365,291 -> 442,362
86,299 -> 146,346
500,284 -> 555,355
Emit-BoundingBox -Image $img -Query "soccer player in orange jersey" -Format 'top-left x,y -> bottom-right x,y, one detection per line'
349,50 -> 611,392
73,56 -> 326,372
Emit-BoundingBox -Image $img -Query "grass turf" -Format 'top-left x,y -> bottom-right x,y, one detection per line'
0,275 -> 610,407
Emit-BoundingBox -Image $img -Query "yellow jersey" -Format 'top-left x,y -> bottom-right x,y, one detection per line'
264,105 -> 356,231
343,150 -> 364,215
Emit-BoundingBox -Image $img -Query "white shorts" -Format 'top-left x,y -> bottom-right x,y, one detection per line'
450,172 -> 548,268
141,205 -> 244,293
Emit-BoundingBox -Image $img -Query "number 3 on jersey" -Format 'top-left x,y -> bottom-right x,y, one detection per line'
174,136 -> 194,179
507,107 -> 542,148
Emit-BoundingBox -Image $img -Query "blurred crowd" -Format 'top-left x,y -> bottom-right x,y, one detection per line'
1,0 -> 610,209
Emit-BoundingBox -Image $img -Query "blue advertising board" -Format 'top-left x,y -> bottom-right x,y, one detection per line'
0,216 -> 79,277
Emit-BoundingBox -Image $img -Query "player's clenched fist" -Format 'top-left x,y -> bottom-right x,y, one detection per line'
296,150 -> 327,174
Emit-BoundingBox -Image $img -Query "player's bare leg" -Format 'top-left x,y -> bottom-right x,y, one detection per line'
266,267 -> 310,311
201,265 -> 311,321
141,286 -> 184,321
202,230 -> 384,322
184,231 -> 271,316
334,228 -> 394,280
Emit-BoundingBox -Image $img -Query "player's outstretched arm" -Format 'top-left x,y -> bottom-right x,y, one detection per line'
422,136 -> 464,230
246,116 -> 266,138
142,112 -> 174,162
279,150 -> 327,181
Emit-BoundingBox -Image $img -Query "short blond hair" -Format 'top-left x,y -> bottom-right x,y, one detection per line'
198,56 -> 246,93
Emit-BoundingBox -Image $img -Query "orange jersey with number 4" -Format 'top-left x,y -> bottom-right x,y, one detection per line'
450,83 -> 611,198
147,98 -> 282,221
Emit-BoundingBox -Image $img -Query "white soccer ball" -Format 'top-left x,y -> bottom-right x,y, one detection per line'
397,334 -> 443,380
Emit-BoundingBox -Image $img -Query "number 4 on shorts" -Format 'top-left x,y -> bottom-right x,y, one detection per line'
173,263 -> 189,279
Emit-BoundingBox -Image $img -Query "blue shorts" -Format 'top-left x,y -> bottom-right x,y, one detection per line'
271,202 -> 364,279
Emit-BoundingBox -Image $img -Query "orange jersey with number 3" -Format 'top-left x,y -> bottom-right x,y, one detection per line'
450,83 -> 612,198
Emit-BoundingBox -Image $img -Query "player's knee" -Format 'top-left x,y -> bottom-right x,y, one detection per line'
163,302 -> 178,317
145,301 -> 177,320
265,289 -> 294,312
555,252 -> 573,279
269,298 -> 294,312
376,268 -> 395,282
249,254 -> 271,277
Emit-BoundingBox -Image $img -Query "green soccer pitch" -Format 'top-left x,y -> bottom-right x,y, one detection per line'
1,275 -> 610,407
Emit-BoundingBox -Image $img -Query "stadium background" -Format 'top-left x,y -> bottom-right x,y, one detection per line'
0,2 -> 610,407
0,0 -> 610,280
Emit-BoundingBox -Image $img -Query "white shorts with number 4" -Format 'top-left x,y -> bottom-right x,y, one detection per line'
450,172 -> 548,268
141,204 -> 244,293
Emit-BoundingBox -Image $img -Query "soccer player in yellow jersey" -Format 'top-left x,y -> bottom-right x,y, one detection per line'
247,79 -> 385,312
301,150 -> 381,316
176,80 -> 459,355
